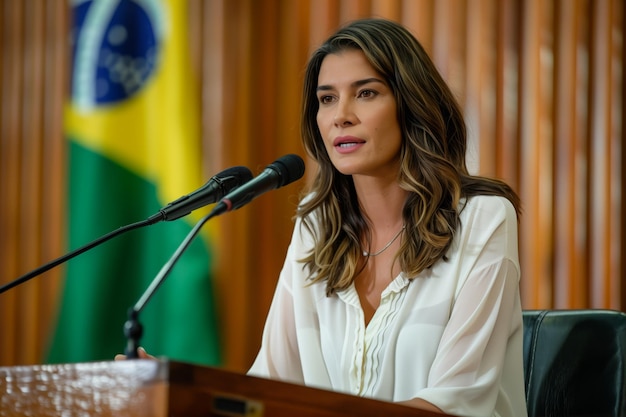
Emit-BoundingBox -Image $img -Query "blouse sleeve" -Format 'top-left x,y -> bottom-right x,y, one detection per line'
414,197 -> 524,417
246,220 -> 305,385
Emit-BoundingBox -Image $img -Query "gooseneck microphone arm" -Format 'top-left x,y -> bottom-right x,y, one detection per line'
0,166 -> 253,296
0,218 -> 155,295
124,154 -> 305,359
124,210 -> 217,359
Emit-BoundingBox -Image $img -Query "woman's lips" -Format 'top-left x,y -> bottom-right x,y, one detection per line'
333,136 -> 365,154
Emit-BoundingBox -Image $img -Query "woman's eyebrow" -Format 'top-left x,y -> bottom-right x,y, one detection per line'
316,77 -> 386,92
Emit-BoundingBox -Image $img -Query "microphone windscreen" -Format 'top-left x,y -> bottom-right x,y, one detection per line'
221,165 -> 254,182
271,154 -> 305,187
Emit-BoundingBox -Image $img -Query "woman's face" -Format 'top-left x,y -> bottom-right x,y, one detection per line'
316,49 -> 402,180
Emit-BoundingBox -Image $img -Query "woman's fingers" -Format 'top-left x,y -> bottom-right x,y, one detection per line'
137,347 -> 156,359
114,347 -> 155,361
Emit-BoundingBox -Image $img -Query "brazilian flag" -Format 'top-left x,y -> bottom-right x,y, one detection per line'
47,0 -> 221,366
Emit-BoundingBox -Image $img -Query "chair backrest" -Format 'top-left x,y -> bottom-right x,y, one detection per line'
523,309 -> 626,417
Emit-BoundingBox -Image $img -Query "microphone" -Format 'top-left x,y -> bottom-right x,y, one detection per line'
124,154 -> 305,358
210,154 -> 305,217
0,165 -> 253,295
148,165 -> 253,222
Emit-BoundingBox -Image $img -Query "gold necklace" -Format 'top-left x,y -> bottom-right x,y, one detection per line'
362,225 -> 406,257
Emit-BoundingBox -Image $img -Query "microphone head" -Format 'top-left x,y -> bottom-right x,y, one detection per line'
153,165 -> 254,223
215,165 -> 254,191
269,154 -> 305,188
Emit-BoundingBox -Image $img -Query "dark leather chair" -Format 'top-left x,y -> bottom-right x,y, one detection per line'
523,309 -> 626,417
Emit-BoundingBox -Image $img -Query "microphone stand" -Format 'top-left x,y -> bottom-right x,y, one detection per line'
123,154 -> 305,358
123,210 -> 218,359
0,214 -> 163,295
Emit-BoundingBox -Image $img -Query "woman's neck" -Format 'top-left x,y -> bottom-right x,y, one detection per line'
353,176 -> 407,228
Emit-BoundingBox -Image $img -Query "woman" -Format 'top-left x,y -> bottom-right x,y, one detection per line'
247,18 -> 528,417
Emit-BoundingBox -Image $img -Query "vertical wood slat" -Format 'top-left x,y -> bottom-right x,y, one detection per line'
307,0 -> 341,52
465,0 -> 497,176
18,0 -> 45,364
248,0 -> 284,367
39,0 -> 67,359
588,0 -> 620,308
0,1 -> 25,366
339,0 -> 371,22
611,0 -> 625,309
222,0 -> 253,369
494,0 -> 522,189
401,0 -> 435,55
432,0 -> 468,93
518,0 -> 553,308
571,0 -> 593,307
371,0 -> 402,19
552,0 -> 588,308
206,0 -> 256,371
191,0 -> 238,368
537,1 -> 557,308
261,0 -> 310,345
588,0 -> 608,308
622,0 -> 626,310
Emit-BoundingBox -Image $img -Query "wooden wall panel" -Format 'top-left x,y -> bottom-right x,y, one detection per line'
0,0 -> 67,366
0,0 -> 623,375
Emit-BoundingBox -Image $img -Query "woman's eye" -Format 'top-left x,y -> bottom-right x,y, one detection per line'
318,95 -> 334,104
359,89 -> 377,98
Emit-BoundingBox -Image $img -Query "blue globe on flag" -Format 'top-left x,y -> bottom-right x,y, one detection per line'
70,0 -> 164,109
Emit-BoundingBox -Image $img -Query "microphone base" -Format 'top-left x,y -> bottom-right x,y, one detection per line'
123,308 -> 143,359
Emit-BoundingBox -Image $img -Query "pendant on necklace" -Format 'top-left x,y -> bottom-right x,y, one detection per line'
362,225 -> 406,257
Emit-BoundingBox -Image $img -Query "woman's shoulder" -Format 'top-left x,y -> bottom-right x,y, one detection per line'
460,195 -> 518,224
454,195 -> 520,263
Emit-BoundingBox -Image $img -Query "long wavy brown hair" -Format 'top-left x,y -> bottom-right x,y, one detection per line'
298,18 -> 521,296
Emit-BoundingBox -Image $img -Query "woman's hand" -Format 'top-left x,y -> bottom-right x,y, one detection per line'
397,398 -> 444,413
114,347 -> 156,361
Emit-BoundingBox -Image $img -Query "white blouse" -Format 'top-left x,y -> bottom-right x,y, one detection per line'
248,195 -> 528,417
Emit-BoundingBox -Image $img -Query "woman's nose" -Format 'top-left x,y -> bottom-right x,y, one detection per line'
333,100 -> 356,126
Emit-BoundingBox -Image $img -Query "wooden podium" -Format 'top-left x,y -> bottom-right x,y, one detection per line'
0,360 -> 447,416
